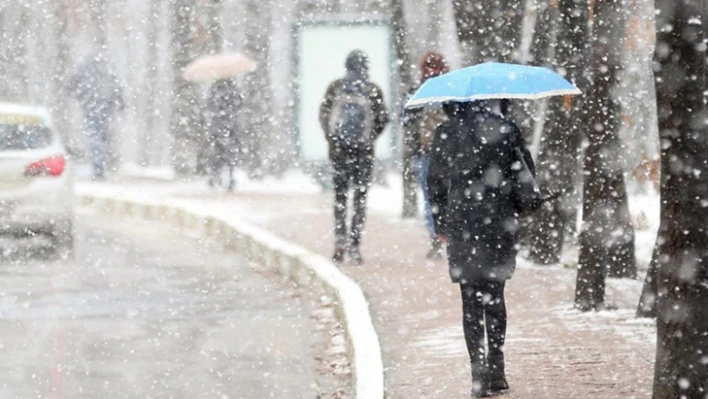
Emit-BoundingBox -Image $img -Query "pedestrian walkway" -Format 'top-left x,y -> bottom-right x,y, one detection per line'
88,178 -> 656,399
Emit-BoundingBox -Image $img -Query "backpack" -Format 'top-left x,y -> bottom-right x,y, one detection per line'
328,82 -> 375,149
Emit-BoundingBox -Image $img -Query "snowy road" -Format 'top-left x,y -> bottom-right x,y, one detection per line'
0,211 -> 317,398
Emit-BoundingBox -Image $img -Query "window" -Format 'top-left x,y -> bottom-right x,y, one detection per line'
0,123 -> 52,151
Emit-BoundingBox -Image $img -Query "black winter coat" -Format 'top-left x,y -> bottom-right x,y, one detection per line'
427,105 -> 535,283
206,79 -> 243,152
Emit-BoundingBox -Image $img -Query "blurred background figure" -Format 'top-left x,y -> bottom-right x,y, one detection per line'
320,50 -> 389,265
205,78 -> 243,191
69,51 -> 124,179
403,51 -> 450,259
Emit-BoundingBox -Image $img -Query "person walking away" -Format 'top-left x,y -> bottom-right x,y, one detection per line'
319,50 -> 389,265
205,78 -> 243,191
427,101 -> 536,397
403,51 -> 450,259
70,52 -> 124,179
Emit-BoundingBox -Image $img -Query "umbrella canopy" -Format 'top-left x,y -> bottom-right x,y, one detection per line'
405,62 -> 581,109
183,53 -> 258,83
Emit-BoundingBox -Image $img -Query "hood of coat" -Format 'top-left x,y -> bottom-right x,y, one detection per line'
345,50 -> 370,83
420,51 -> 449,84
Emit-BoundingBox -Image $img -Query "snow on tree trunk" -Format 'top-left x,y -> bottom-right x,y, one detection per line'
392,0 -> 418,218
242,0 -> 272,178
51,0 -> 74,145
0,3 -> 30,102
170,0 -> 202,174
528,0 -> 587,265
637,243 -> 660,317
142,0 -> 165,167
426,0 -> 444,51
575,0 -> 637,311
646,1 -> 708,396
452,0 -> 524,64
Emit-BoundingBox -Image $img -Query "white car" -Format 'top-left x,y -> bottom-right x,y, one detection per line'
0,103 -> 74,254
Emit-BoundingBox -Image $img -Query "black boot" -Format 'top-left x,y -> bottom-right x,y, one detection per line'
332,247 -> 345,263
488,354 -> 509,392
471,362 -> 492,398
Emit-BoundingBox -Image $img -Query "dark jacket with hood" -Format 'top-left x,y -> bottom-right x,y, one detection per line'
319,52 -> 389,160
427,102 -> 535,283
403,51 -> 450,156
70,57 -> 125,122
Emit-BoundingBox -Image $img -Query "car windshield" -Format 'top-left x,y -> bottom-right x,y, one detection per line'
0,122 -> 52,151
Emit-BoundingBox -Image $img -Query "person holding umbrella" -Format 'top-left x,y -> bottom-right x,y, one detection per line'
183,53 -> 257,189
204,78 -> 243,191
408,63 -> 580,397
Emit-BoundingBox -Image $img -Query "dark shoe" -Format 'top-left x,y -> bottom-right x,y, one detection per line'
489,378 -> 509,392
488,354 -> 509,392
471,362 -> 492,398
348,247 -> 363,265
426,237 -> 443,260
332,247 -> 345,263
471,381 -> 492,398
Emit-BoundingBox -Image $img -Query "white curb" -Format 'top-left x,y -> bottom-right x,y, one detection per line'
77,192 -> 385,399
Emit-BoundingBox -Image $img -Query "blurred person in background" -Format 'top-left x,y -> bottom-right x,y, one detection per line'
205,78 -> 243,191
319,50 -> 389,265
403,51 -> 450,259
69,51 -> 124,179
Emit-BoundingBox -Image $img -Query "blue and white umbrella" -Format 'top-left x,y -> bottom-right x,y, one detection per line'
405,62 -> 581,109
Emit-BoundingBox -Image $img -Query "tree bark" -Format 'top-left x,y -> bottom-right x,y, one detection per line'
452,0 -> 524,64
170,0 -> 202,174
391,0 -> 418,218
637,242 -> 659,317
528,0 -> 587,265
649,1 -> 708,396
575,0 -> 637,311
426,0 -> 443,51
242,0 -> 272,178
0,3 -> 30,102
143,0 -> 164,166
52,0 -> 73,145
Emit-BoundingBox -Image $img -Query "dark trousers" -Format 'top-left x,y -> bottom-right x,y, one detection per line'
332,150 -> 373,249
460,281 -> 507,374
86,117 -> 109,179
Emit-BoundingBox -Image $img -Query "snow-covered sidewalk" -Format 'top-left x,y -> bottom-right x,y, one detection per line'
78,172 -> 657,399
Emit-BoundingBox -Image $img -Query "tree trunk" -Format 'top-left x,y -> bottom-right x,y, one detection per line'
649,1 -> 708,396
575,0 -> 637,311
143,0 -> 164,166
528,0 -> 587,265
391,0 -> 418,218
452,0 -> 524,64
52,0 -> 73,145
636,242 -> 659,317
426,0 -> 443,51
193,0 -> 224,175
0,3 -> 30,102
170,0 -> 202,174
243,0 -> 272,178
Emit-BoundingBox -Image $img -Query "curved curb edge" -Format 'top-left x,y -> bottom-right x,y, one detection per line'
77,192 -> 385,399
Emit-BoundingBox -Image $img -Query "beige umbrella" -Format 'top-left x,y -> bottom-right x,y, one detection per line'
183,53 -> 258,83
